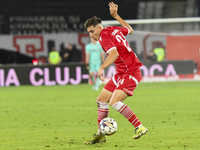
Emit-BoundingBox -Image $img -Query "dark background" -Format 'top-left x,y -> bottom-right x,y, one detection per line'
0,0 -> 138,34
0,0 -> 199,34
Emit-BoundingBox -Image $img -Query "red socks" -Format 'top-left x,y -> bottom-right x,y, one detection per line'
97,100 -> 109,129
112,101 -> 141,128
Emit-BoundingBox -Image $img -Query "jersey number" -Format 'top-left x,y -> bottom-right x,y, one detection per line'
115,34 -> 132,52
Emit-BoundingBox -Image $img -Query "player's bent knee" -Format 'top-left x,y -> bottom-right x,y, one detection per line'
96,88 -> 113,103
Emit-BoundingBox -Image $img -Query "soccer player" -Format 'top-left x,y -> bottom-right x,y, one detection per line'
85,38 -> 105,91
84,2 -> 148,144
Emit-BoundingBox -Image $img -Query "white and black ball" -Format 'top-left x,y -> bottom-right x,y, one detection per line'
99,117 -> 117,135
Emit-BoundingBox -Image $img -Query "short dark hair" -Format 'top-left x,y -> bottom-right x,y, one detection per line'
84,16 -> 102,28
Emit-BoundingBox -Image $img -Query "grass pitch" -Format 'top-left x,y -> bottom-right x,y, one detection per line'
0,81 -> 200,150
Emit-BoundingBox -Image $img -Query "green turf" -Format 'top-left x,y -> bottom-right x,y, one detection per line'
0,81 -> 200,150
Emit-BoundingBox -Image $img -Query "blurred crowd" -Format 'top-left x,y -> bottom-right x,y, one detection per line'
48,43 -> 82,65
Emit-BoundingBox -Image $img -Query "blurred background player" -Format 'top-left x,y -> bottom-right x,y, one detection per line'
85,38 -> 105,91
84,2 -> 148,145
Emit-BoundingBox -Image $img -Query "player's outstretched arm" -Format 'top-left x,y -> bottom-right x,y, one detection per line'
108,2 -> 133,34
98,49 -> 119,81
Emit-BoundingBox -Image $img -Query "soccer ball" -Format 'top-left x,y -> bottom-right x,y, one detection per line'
99,117 -> 117,135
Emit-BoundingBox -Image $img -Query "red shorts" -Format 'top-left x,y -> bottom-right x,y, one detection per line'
104,69 -> 142,96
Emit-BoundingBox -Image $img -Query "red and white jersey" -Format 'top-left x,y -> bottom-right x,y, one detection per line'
99,26 -> 143,75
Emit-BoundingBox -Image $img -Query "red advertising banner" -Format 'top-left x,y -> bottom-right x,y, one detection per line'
166,35 -> 200,72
